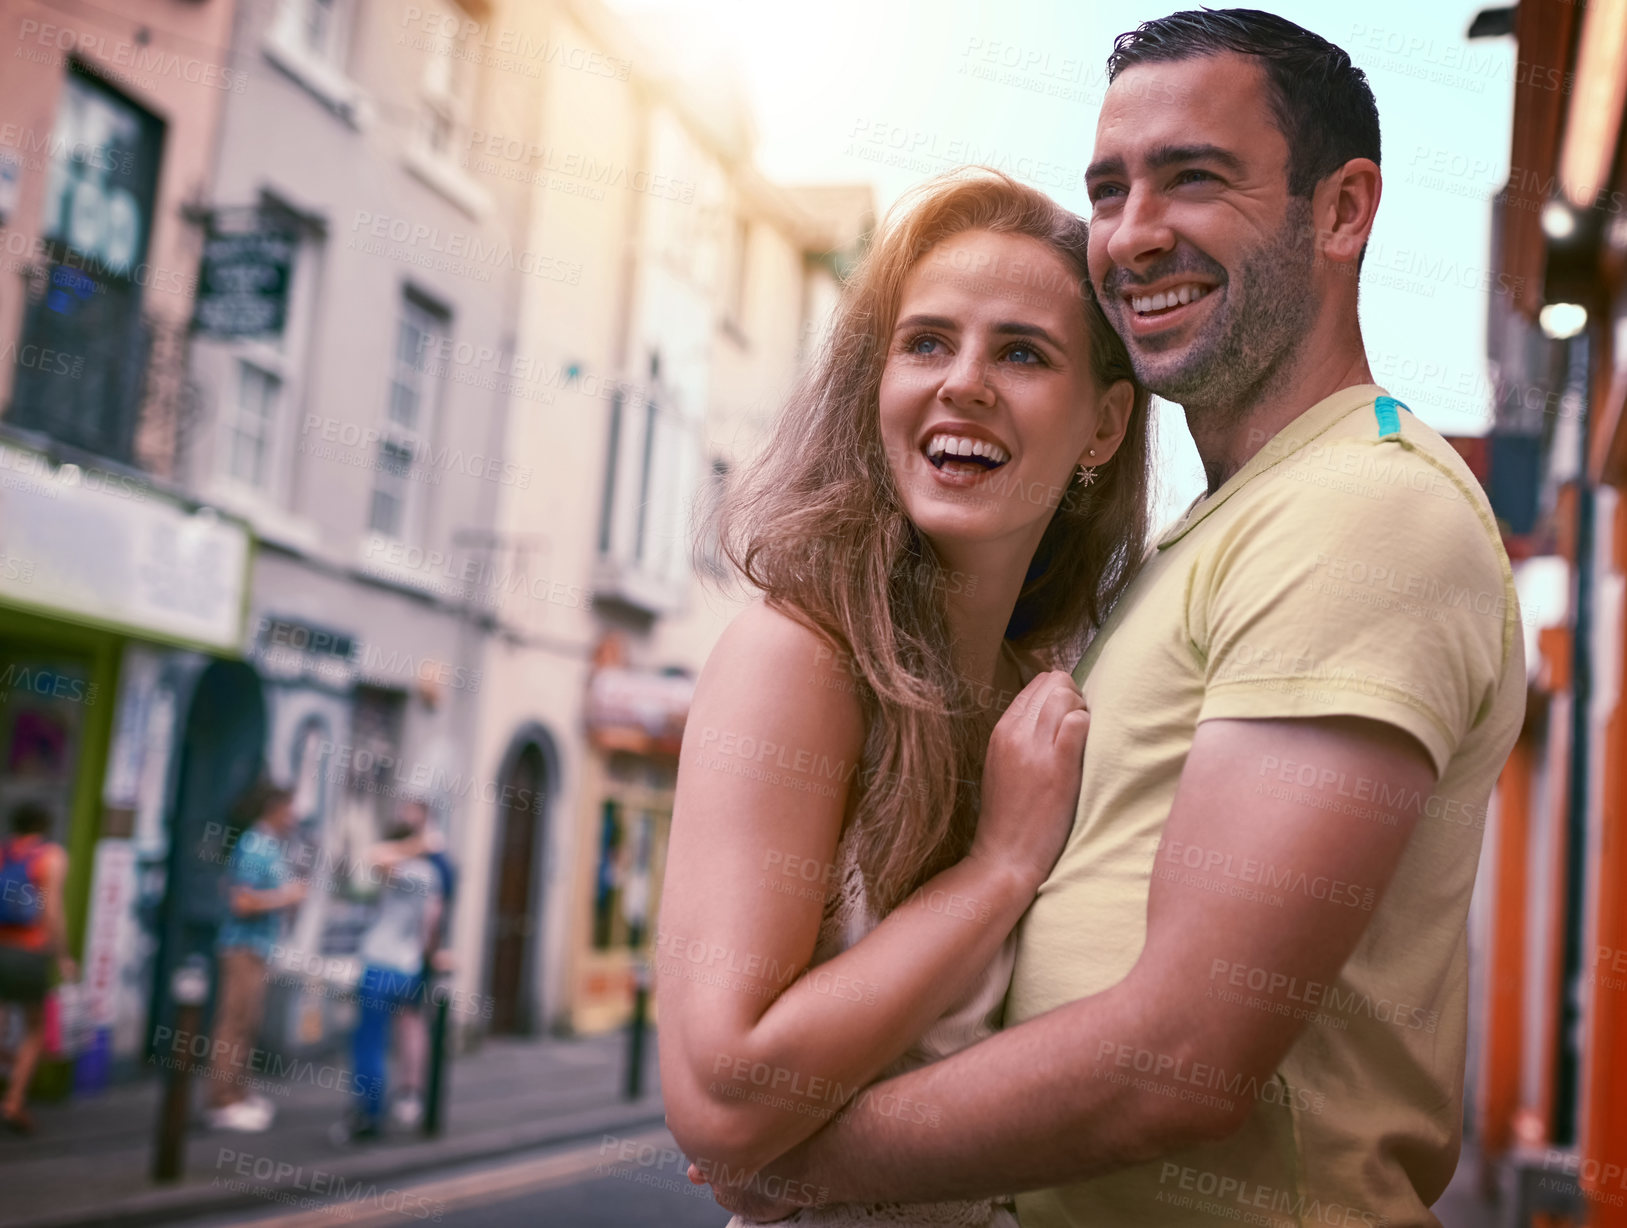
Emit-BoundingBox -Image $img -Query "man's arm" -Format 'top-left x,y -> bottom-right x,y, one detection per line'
721,714 -> 1434,1210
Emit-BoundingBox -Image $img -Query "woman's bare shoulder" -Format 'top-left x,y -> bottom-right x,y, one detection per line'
697,601 -> 864,733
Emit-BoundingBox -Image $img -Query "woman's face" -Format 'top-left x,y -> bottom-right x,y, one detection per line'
879,228 -> 1128,558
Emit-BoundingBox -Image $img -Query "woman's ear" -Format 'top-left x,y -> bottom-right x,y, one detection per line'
1080,378 -> 1135,468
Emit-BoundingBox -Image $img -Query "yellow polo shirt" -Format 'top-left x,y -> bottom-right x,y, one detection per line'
1008,384 -> 1525,1228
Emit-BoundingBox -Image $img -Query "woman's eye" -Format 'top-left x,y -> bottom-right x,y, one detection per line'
1004,346 -> 1041,365
907,334 -> 944,355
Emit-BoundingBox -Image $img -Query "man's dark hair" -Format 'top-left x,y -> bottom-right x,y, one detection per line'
1107,8 -> 1380,198
8,802 -> 52,836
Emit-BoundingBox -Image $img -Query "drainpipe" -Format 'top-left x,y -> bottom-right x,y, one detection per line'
1556,327 -> 1593,1143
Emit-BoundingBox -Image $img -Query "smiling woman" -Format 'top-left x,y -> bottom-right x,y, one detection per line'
656,169 -> 1153,1226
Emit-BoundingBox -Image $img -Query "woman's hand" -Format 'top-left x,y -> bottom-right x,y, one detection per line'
968,670 -> 1089,890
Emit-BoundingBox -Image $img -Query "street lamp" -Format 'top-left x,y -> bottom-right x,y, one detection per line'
1540,303 -> 1589,341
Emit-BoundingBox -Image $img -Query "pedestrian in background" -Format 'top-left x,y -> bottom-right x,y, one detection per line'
0,802 -> 73,1135
373,798 -> 456,1131
208,782 -> 305,1133
333,799 -> 441,1143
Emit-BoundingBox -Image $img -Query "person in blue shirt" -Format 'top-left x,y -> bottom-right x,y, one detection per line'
208,783 -> 305,1132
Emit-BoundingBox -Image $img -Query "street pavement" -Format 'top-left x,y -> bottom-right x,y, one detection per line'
0,1031 -> 664,1228
188,1128 -> 731,1227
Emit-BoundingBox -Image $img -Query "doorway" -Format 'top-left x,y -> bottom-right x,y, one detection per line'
488,741 -> 546,1034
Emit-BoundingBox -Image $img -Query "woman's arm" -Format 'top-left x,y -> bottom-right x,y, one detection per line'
657,604 -> 1084,1175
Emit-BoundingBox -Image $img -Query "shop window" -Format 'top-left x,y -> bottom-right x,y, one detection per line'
591,796 -> 668,951
0,647 -> 92,847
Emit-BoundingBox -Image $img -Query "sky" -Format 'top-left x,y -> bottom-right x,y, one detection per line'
610,0 -> 1518,525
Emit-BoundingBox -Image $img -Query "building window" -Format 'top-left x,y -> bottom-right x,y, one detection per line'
8,67 -> 164,465
368,293 -> 446,540
225,362 -> 280,488
304,0 -> 339,57
419,9 -> 474,157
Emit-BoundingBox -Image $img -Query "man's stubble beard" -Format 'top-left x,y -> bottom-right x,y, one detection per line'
1117,198 -> 1321,433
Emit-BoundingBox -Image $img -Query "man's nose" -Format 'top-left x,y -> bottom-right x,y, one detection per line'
1105,185 -> 1176,272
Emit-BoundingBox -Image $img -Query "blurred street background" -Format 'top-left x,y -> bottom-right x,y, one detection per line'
0,0 -> 1622,1224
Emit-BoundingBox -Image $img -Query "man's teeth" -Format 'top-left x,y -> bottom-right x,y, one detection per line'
1129,283 -> 1212,314
926,434 -> 1010,468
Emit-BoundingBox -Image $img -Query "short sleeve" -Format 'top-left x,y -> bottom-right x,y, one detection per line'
1191,438 -> 1515,778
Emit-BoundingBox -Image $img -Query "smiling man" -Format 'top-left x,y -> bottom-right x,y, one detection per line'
702,11 -> 1525,1227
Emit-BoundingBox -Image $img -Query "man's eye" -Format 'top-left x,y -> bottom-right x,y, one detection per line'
1174,169 -> 1217,185
1089,183 -> 1125,204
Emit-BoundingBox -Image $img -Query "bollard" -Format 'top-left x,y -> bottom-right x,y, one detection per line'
423,975 -> 450,1136
153,956 -> 211,1183
624,951 -> 649,1101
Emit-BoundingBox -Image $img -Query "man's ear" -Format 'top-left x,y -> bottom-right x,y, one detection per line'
1314,157 -> 1381,267
1082,378 -> 1136,467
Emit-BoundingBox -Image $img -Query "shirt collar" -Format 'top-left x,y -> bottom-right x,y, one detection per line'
1154,383 -> 1389,550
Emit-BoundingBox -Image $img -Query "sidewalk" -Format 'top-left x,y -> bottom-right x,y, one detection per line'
0,1031 -> 665,1228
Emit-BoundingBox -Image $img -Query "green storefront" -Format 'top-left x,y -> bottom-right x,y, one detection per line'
0,438 -> 253,1096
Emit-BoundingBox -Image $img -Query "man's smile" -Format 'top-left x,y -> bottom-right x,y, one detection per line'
1118,279 -> 1221,340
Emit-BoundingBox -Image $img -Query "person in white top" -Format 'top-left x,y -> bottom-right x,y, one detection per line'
656,168 -> 1153,1225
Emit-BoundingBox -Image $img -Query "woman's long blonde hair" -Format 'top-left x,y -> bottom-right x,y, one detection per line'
713,169 -> 1152,913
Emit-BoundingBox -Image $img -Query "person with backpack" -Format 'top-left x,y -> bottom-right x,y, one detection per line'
0,802 -> 72,1135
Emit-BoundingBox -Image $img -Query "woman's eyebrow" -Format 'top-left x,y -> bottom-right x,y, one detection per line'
895,313 -> 957,333
992,321 -> 1062,348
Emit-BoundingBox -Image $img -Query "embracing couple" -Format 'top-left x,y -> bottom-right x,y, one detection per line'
657,9 -> 1523,1228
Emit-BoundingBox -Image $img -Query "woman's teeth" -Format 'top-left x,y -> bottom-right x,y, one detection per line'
1130,283 -> 1212,315
926,434 -> 1010,470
